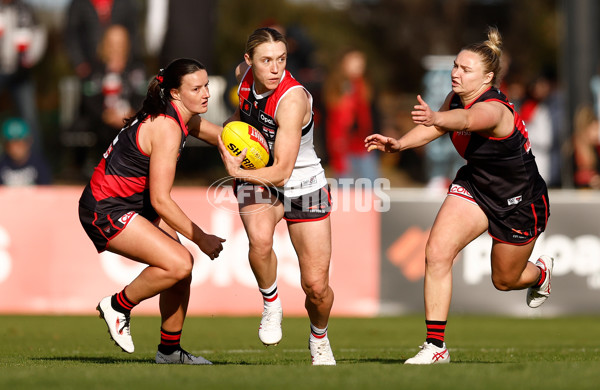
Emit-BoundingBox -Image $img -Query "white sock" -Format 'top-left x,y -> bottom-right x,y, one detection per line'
259,281 -> 281,308
310,323 -> 328,341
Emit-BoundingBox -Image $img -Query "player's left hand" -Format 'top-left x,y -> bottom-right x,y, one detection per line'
411,95 -> 436,127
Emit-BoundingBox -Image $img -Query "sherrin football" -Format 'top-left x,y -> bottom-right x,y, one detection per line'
221,121 -> 270,169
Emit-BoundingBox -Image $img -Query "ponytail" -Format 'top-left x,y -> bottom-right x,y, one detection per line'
124,59 -> 206,128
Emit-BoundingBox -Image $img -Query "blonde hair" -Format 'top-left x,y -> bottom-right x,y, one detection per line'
463,26 -> 503,86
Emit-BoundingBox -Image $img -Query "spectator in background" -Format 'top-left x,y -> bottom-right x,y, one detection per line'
420,55 -> 464,191
145,0 -> 217,71
573,105 -> 600,189
64,0 -> 141,80
519,75 -> 554,183
0,117 -> 51,185
68,24 -> 146,178
0,0 -> 47,153
323,49 -> 378,183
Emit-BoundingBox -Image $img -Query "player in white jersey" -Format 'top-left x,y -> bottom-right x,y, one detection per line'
218,27 -> 335,365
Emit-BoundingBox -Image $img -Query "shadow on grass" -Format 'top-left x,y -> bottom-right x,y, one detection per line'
31,356 -> 152,364
337,357 -> 406,364
31,356 -> 269,365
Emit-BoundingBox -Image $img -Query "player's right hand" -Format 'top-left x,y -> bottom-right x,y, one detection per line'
364,134 -> 400,153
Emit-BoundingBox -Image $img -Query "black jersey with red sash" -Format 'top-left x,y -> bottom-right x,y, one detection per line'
79,101 -> 188,215
237,69 -> 314,167
449,87 -> 548,218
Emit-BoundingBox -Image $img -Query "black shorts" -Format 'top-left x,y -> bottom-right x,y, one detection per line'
79,206 -> 159,252
448,183 -> 550,245
234,181 -> 332,222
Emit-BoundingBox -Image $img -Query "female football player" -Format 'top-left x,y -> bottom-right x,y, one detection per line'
365,26 -> 553,364
79,58 -> 225,364
217,27 -> 336,365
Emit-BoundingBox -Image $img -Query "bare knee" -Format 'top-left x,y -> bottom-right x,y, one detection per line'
425,241 -> 455,274
301,276 -> 330,302
248,233 -> 274,259
491,274 -> 517,291
165,250 -> 194,281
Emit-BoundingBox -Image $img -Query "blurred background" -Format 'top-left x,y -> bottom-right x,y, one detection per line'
1,0 -> 599,190
1,0 -> 600,317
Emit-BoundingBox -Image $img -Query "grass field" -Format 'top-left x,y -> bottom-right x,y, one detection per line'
1,314 -> 599,389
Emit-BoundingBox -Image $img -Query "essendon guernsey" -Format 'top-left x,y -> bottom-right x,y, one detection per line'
79,101 -> 188,215
449,87 -> 548,218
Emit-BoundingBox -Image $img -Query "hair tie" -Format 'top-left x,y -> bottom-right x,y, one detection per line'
156,68 -> 165,84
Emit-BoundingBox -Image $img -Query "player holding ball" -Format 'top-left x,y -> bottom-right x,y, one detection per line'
218,27 -> 336,365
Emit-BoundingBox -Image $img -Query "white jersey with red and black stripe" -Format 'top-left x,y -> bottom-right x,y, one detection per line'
79,101 -> 188,215
449,87 -> 548,218
237,67 -> 326,197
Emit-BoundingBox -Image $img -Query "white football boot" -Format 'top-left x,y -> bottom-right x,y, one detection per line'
404,342 -> 450,365
258,305 -> 283,346
155,348 -> 212,365
309,337 -> 336,366
96,296 -> 134,353
527,255 -> 554,308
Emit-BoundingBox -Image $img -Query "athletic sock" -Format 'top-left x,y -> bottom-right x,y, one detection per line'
259,281 -> 280,308
310,323 -> 328,341
425,320 -> 447,348
110,288 -> 137,314
158,328 -> 182,355
534,265 -> 546,287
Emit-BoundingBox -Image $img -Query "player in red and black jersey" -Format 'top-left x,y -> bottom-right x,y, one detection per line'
79,58 -> 225,364
366,27 -> 553,365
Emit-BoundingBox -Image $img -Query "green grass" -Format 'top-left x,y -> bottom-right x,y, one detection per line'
1,315 -> 599,389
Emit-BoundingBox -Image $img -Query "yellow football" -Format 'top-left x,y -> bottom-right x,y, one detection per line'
221,121 -> 270,169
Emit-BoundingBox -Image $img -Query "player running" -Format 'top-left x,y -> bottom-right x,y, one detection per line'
217,27 -> 336,365
365,26 -> 553,365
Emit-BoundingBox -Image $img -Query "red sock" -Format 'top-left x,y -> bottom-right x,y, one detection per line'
111,288 -> 137,313
425,320 -> 447,348
158,328 -> 182,354
534,265 -> 546,287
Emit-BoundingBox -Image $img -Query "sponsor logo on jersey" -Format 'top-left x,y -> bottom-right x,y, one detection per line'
259,110 -> 276,127
449,184 -> 472,198
118,211 -> 135,225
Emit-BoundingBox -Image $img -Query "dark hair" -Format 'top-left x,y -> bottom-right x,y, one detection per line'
245,27 -> 287,59
462,26 -> 503,86
124,58 -> 206,127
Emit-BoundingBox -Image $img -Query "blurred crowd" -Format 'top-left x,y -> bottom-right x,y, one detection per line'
1,0 -> 599,189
